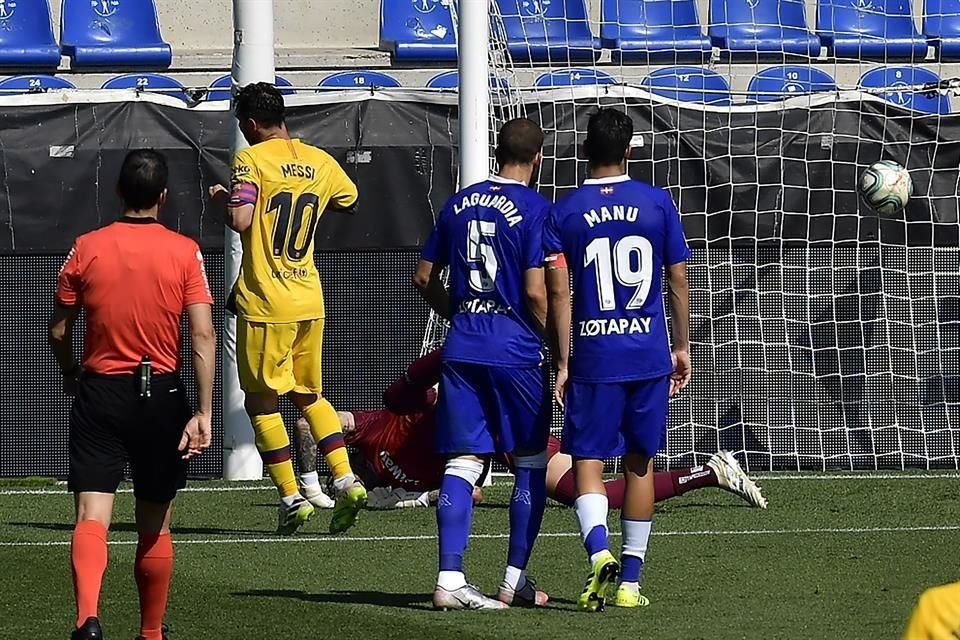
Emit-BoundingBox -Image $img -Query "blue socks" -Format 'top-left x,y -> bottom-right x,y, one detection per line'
506,461 -> 547,572
436,457 -> 484,587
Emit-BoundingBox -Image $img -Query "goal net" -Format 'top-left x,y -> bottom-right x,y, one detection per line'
421,0 -> 960,471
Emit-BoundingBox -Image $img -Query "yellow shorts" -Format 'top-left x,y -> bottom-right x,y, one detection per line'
237,318 -> 324,395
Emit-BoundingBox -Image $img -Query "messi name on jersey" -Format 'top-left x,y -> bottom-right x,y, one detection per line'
452,192 -> 523,226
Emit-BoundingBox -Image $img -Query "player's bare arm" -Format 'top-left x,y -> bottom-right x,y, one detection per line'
667,261 -> 691,396
545,260 -> 572,406
413,258 -> 451,320
206,183 -> 254,233
48,302 -> 82,395
524,267 -> 548,336
183,303 -> 216,459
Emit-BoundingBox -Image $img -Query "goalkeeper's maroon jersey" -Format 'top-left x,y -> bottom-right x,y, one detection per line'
344,350 -> 444,491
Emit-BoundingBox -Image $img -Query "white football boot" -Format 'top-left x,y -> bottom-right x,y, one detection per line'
433,584 -> 509,610
707,451 -> 768,509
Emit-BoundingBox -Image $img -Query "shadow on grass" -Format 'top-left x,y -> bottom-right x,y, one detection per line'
10,521 -> 269,536
235,588 -> 433,611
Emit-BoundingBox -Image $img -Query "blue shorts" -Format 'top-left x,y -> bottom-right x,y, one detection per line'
562,377 -> 669,459
435,361 -> 550,455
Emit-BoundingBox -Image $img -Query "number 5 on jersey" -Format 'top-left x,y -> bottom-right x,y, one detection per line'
467,220 -> 498,292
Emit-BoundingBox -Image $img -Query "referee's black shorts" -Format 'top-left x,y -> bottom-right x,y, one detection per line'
68,372 -> 192,503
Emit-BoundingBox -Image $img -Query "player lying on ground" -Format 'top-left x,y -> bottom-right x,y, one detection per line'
208,82 -> 366,535
292,349 -> 767,511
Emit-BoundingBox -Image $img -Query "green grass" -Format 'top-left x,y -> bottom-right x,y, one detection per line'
2,475 -> 959,639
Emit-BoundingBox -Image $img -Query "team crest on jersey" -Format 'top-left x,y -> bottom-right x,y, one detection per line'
600,186 -> 614,195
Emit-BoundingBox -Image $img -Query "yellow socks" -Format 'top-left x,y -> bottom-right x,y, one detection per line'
302,398 -> 353,480
252,413 -> 298,499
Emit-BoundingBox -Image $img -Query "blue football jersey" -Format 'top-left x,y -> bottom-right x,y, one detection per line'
543,175 -> 691,382
421,176 -> 549,367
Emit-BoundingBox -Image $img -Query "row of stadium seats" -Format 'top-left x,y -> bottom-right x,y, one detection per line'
0,65 -> 949,114
382,0 -> 960,62
0,0 -> 169,69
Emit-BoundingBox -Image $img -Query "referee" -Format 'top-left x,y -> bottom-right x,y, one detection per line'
48,150 -> 216,640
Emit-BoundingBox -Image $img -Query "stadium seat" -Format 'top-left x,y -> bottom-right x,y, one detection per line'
0,74 -> 74,93
600,0 -> 712,63
817,0 -> 927,60
709,0 -> 821,57
0,0 -> 61,69
207,74 -> 294,101
379,0 -> 457,61
534,68 -> 617,86
641,66 -> 731,104
101,73 -> 186,101
746,65 -> 837,101
425,70 -> 511,90
494,0 -> 600,62
60,0 -> 171,68
858,66 -> 950,113
923,0 -> 960,58
318,70 -> 401,89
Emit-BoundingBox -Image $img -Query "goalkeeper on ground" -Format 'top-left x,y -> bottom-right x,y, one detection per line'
209,82 -> 366,536
292,349 -> 767,511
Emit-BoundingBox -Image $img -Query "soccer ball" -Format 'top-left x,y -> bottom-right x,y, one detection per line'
858,160 -> 913,216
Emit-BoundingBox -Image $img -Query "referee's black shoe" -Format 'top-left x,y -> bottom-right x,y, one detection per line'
71,616 -> 103,640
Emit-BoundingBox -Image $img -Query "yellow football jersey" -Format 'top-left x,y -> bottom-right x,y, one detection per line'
230,138 -> 357,322
904,582 -> 960,640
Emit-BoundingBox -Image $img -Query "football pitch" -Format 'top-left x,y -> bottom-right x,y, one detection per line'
2,474 -> 958,639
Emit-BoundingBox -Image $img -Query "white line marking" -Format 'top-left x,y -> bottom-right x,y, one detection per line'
2,525 -> 958,548
754,473 -> 960,480
1,472 -> 958,496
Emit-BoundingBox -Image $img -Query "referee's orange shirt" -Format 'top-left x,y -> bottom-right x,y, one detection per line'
56,217 -> 214,375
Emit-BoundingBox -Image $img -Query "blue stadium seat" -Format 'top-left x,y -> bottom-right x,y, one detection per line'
710,0 -> 821,57
495,0 -> 600,62
380,0 -> 457,61
535,68 -> 617,86
207,74 -> 294,101
601,0 -> 711,63
0,74 -> 74,93
0,0 -> 61,68
101,73 -> 186,100
61,0 -> 171,68
641,66 -> 731,104
318,70 -> 401,89
425,70 -> 511,90
747,65 -> 837,101
858,66 -> 950,113
924,0 -> 960,58
817,0 -> 927,60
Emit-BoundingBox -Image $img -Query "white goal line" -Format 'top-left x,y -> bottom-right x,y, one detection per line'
1,471 -> 958,496
1,524 -> 957,549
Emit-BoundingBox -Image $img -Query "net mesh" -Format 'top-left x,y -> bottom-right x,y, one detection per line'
419,0 -> 960,470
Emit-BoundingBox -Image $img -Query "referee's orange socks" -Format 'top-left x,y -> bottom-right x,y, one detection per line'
252,413 -> 299,500
302,398 -> 353,480
135,532 -> 174,640
72,519 -> 108,628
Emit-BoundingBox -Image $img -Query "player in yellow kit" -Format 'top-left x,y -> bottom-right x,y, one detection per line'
211,82 -> 367,535
903,581 -> 960,640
